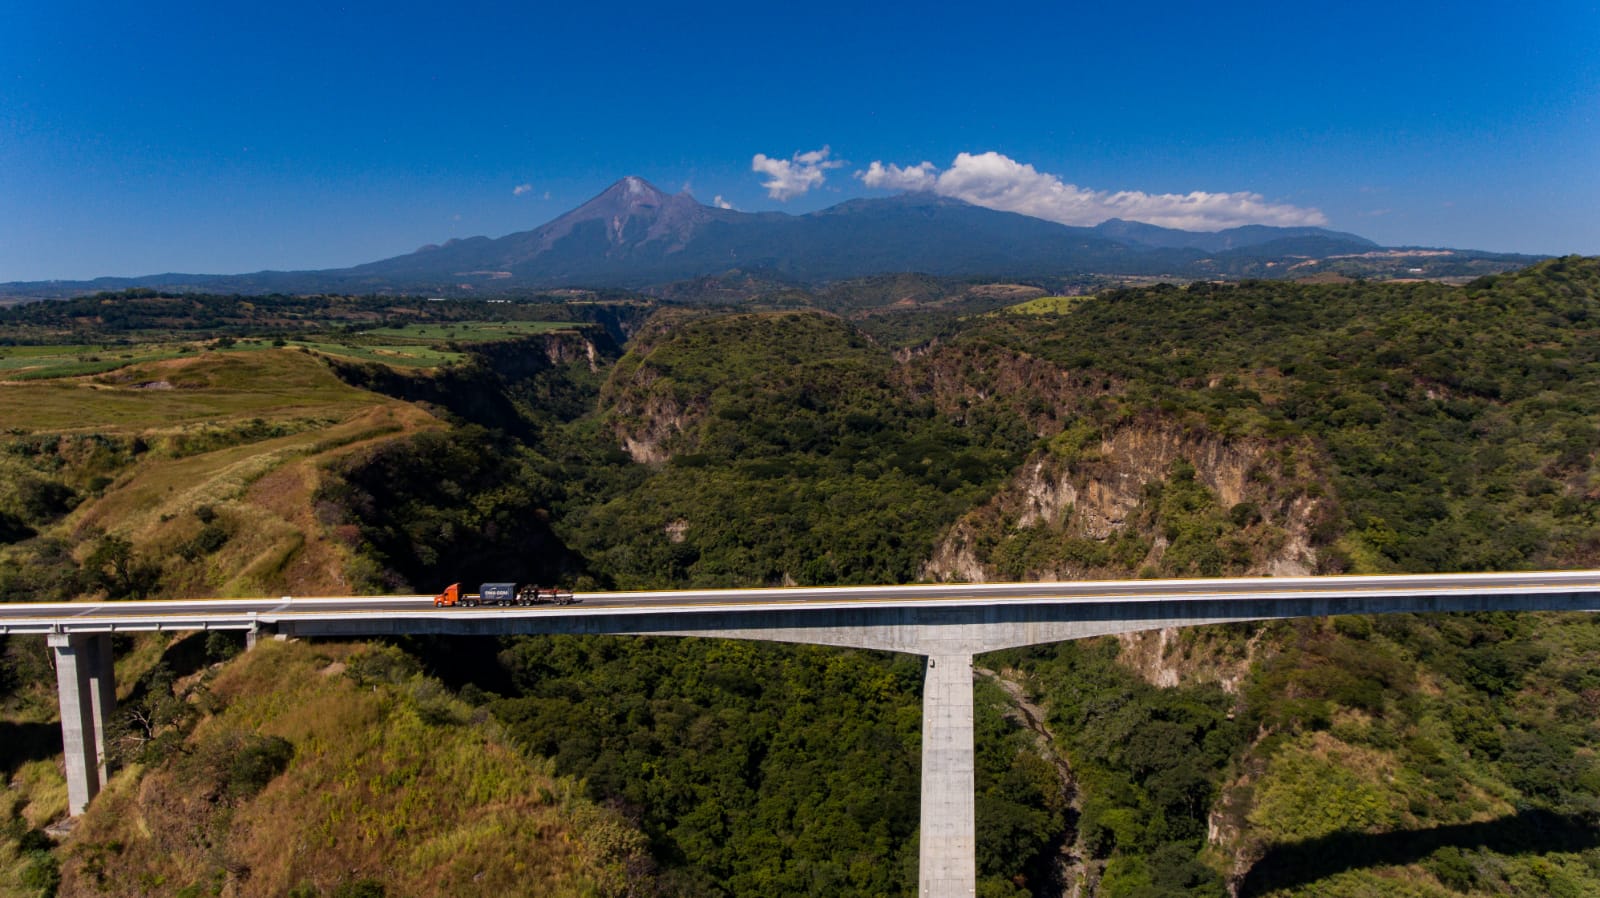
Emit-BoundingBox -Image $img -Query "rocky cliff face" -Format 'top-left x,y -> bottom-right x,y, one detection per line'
595,315 -> 710,464
538,331 -> 602,371
924,419 -> 1328,582
612,389 -> 704,465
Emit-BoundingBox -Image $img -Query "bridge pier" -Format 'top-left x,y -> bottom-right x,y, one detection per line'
920,653 -> 976,898
48,633 -> 115,815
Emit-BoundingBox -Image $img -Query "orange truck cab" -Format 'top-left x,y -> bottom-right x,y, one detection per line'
433,583 -> 462,607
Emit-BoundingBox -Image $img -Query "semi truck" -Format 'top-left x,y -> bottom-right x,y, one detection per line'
432,582 -> 578,607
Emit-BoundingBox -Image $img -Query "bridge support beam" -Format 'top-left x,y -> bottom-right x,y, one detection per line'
920,653 -> 976,898
48,633 -> 115,816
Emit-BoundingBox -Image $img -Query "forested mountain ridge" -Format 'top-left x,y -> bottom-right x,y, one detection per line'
1,257 -> 1599,897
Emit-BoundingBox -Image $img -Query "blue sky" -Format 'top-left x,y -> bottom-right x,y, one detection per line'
2,0 -> 1597,281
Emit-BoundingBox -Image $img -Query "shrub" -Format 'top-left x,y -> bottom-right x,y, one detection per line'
331,879 -> 386,898
345,646 -> 422,687
178,523 -> 230,560
204,630 -> 245,663
20,850 -> 61,896
225,734 -> 295,800
1425,846 -> 1479,892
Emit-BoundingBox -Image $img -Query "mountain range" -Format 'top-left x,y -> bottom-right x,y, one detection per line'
0,178 -> 1544,299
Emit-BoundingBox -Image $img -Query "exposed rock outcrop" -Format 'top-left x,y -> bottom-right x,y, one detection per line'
924,419 -> 1328,582
602,362 -> 707,464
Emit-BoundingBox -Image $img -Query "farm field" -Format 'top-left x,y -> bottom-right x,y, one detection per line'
995,294 -> 1084,315
0,350 -> 405,434
0,343 -> 213,380
285,339 -> 466,367
288,320 -> 576,367
358,319 -> 575,340
0,321 -> 577,378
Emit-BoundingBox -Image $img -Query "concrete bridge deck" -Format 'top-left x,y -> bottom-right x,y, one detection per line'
11,570 -> 1600,897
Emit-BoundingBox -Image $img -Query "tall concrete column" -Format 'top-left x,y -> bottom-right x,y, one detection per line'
920,652 -> 976,898
50,633 -> 115,815
88,634 -> 115,785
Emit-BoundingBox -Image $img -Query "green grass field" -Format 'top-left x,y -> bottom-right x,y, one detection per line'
997,295 -> 1087,315
288,320 -> 573,367
359,320 -> 573,341
0,350 -> 397,433
0,321 -> 573,380
286,340 -> 465,367
0,344 -> 201,379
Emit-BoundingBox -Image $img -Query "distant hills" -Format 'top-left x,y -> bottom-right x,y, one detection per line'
0,177 -> 1545,300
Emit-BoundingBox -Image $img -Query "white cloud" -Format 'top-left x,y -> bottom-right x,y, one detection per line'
713,195 -> 735,210
858,161 -> 939,192
856,151 -> 1328,231
513,183 -> 533,196
752,146 -> 846,200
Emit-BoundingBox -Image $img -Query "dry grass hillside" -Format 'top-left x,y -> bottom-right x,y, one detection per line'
54,639 -> 649,898
1,348 -> 443,598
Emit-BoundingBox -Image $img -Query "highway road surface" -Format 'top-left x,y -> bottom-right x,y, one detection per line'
5,570 -> 1600,636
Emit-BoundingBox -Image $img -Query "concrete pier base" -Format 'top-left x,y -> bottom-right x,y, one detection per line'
919,653 -> 976,898
49,633 -> 115,816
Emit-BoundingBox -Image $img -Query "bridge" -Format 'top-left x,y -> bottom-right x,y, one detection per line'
10,570 -> 1600,898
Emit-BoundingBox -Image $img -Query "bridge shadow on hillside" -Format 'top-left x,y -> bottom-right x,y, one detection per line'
106,631 -> 242,718
156,630 -> 239,679
1238,808 -> 1600,896
0,721 -> 62,778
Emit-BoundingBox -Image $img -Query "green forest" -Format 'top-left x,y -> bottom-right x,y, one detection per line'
2,258 -> 1599,896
